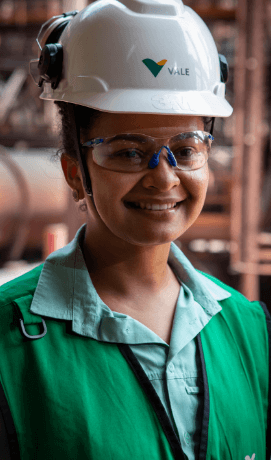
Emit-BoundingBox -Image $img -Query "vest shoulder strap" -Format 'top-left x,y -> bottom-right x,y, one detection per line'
197,269 -> 271,460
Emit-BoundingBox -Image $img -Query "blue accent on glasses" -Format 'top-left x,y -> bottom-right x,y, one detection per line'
148,146 -> 177,169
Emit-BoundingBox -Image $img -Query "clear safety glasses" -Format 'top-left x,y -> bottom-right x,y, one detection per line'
81,130 -> 214,173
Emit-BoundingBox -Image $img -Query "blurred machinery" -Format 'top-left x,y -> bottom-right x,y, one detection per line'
0,0 -> 270,302
0,145 -> 72,261
229,0 -> 271,298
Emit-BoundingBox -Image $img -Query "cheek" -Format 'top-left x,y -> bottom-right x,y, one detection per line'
89,165 -> 134,214
198,165 -> 209,192
182,165 -> 209,198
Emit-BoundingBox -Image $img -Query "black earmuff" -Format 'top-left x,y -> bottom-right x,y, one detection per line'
210,54 -> 229,136
36,10 -> 78,90
38,43 -> 63,89
219,54 -> 229,84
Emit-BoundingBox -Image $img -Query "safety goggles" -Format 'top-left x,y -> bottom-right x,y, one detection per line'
81,130 -> 214,173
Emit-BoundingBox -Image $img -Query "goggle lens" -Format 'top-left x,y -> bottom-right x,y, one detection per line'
82,131 -> 213,172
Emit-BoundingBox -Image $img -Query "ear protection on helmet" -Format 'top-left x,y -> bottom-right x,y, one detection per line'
37,44 -> 63,89
219,54 -> 229,84
29,10 -> 78,90
208,54 -> 229,134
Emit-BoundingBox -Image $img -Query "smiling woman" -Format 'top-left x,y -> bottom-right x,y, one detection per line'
54,100 -> 214,215
60,110 -> 210,251
0,1 -> 270,460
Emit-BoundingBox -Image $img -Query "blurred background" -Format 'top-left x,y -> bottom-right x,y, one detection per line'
0,0 -> 270,306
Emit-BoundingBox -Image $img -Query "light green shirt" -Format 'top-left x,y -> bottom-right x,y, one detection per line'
30,223 -> 231,460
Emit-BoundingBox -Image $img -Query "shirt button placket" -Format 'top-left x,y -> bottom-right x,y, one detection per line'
184,431 -> 191,446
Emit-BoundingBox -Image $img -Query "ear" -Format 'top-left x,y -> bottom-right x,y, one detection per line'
61,155 -> 80,187
61,155 -> 68,179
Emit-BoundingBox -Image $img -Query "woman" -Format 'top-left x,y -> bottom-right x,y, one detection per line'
0,1 -> 270,459
60,107 -> 213,345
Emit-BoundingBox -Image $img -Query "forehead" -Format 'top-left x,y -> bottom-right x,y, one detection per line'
88,112 -> 204,138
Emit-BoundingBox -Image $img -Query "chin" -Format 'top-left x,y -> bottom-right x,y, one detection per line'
117,227 -> 187,247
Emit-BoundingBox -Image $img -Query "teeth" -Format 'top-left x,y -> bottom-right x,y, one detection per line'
138,202 -> 176,210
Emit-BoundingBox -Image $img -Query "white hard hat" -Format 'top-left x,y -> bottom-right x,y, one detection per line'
32,0 -> 233,118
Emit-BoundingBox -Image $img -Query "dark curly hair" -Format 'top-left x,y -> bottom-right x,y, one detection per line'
53,100 -> 213,212
53,101 -> 102,212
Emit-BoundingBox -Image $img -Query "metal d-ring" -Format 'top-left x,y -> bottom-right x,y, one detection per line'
19,317 -> 47,340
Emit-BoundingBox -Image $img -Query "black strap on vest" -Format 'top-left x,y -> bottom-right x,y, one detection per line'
0,380 -> 21,460
196,332 -> 210,460
258,301 -> 271,460
117,343 -> 188,460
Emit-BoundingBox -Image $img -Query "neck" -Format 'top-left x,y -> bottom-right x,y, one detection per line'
82,223 -> 173,298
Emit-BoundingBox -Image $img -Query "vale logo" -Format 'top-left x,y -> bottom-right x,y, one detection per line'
142,58 -> 168,77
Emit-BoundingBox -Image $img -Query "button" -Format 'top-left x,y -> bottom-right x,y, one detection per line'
168,363 -> 174,372
125,328 -> 130,334
184,431 -> 191,446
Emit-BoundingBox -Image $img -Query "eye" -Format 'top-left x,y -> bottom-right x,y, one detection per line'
174,147 -> 197,158
113,149 -> 144,159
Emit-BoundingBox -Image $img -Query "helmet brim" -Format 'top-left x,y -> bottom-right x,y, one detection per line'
42,88 -> 233,117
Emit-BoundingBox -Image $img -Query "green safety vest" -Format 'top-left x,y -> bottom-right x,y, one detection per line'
0,263 -> 270,460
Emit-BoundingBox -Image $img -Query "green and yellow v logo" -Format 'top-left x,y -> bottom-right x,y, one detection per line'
142,59 -> 168,77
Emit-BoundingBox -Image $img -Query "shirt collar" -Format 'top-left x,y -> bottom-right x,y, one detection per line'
30,223 -> 231,338
168,242 -> 231,312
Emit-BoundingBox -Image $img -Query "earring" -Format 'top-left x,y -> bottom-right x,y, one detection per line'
72,189 -> 80,202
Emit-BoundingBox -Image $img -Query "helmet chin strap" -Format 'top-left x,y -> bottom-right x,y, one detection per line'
210,117 -> 215,136
67,104 -> 95,206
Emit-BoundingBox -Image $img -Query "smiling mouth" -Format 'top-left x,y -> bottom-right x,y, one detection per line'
124,201 -> 182,210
